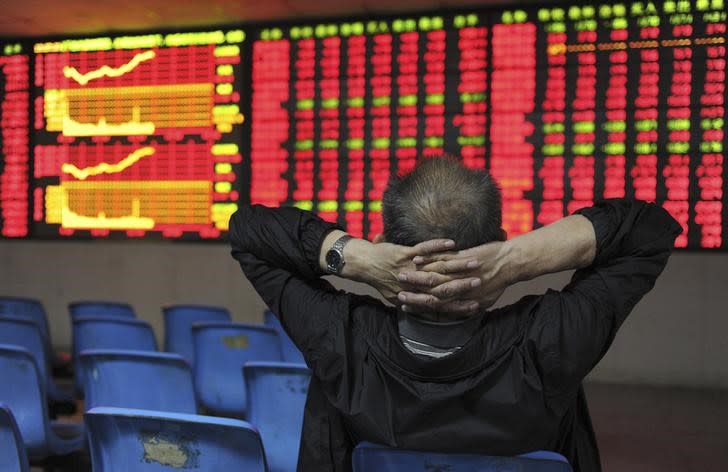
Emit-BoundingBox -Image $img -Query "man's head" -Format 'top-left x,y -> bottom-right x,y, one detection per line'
382,156 -> 503,249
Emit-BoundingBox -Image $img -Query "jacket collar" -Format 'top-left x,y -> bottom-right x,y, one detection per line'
397,311 -> 482,349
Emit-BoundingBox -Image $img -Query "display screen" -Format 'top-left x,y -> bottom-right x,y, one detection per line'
0,43 -> 30,238
31,30 -> 246,239
0,2 -> 726,248
249,2 -> 727,248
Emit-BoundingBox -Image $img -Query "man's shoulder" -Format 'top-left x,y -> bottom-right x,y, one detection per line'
347,292 -> 397,315
489,292 -> 551,318
483,291 -> 555,337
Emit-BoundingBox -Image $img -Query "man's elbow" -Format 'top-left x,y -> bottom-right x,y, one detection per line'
227,209 -> 246,249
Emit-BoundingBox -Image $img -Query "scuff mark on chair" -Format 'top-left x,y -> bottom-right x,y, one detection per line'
222,334 -> 248,349
140,432 -> 199,468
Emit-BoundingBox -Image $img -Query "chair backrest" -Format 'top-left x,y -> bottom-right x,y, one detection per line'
0,404 -> 30,472
69,301 -> 135,320
85,407 -> 267,471
192,322 -> 282,417
0,317 -> 51,390
73,317 -> 157,393
0,297 -> 51,358
81,350 -> 196,413
0,345 -> 51,458
162,305 -> 231,365
264,310 -> 306,364
352,443 -> 572,472
244,361 -> 311,472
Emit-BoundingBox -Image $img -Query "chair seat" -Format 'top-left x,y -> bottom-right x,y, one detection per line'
0,404 -> 29,472
80,350 -> 196,414
72,317 -> 157,395
192,322 -> 283,417
352,442 -> 572,472
0,317 -> 75,406
85,407 -> 267,471
163,305 -> 231,366
244,361 -> 310,472
44,422 -> 85,458
69,302 -> 135,320
0,345 -> 86,462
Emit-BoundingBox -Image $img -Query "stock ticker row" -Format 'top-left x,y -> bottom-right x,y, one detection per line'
0,1 -> 726,249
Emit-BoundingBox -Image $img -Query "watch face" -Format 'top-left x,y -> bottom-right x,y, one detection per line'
326,250 -> 342,270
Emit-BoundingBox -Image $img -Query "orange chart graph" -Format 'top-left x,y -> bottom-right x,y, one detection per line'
34,33 -> 245,238
62,50 -> 157,86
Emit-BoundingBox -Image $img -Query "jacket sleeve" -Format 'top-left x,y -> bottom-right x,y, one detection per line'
228,204 -> 351,368
530,199 -> 682,397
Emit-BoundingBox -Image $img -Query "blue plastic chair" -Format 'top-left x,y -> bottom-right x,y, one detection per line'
0,345 -> 85,461
244,361 -> 311,472
0,317 -> 73,403
73,317 -> 157,394
81,350 -> 196,413
69,301 -> 135,320
163,304 -> 231,365
0,297 -> 54,364
192,322 -> 282,417
352,443 -> 572,471
264,310 -> 306,364
0,404 -> 30,472
85,407 -> 267,471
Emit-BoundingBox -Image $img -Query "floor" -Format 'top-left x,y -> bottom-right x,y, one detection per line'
32,381 -> 728,471
585,382 -> 728,471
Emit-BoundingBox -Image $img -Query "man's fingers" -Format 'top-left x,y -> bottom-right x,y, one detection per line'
419,258 -> 480,274
411,253 -> 452,265
401,299 -> 479,315
430,278 -> 481,299
435,300 -> 480,315
397,271 -> 452,288
397,291 -> 442,307
409,239 -> 455,257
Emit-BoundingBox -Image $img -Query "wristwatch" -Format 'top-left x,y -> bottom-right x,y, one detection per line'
325,234 -> 353,275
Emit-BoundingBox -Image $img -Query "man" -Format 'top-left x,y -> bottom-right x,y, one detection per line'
229,157 -> 681,471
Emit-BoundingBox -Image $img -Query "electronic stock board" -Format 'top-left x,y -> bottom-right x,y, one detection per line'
0,0 -> 726,248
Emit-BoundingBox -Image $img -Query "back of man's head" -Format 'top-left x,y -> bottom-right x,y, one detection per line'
382,156 -> 502,249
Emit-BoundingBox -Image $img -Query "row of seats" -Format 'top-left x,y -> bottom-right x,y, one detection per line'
0,297 -> 302,368
0,342 -> 309,471
0,297 -> 304,415
0,297 -> 311,471
0,297 -> 572,471
1,404 -> 571,472
71,311 -> 299,418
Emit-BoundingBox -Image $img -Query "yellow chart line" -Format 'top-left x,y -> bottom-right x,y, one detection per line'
61,146 -> 155,180
63,50 -> 156,86
62,105 -> 155,137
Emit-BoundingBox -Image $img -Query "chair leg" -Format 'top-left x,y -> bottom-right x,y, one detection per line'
32,450 -> 91,472
48,400 -> 78,418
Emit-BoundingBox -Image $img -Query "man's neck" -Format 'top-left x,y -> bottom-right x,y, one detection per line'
397,311 -> 482,350
409,311 -> 446,323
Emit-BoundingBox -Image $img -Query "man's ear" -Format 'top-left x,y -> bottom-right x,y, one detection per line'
372,233 -> 386,244
499,228 -> 507,241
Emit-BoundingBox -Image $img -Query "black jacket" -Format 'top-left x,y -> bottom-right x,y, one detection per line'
229,199 -> 680,472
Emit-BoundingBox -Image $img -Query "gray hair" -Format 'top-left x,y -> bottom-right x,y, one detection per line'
382,156 -> 502,249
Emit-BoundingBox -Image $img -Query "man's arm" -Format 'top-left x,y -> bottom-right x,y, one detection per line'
319,229 -> 477,310
400,199 -> 681,392
534,200 -> 681,393
501,213 -> 597,283
229,205 -> 468,364
397,214 -> 596,311
228,205 -> 345,365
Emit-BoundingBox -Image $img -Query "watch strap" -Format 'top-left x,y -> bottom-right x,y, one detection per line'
328,234 -> 353,274
332,234 -> 353,254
